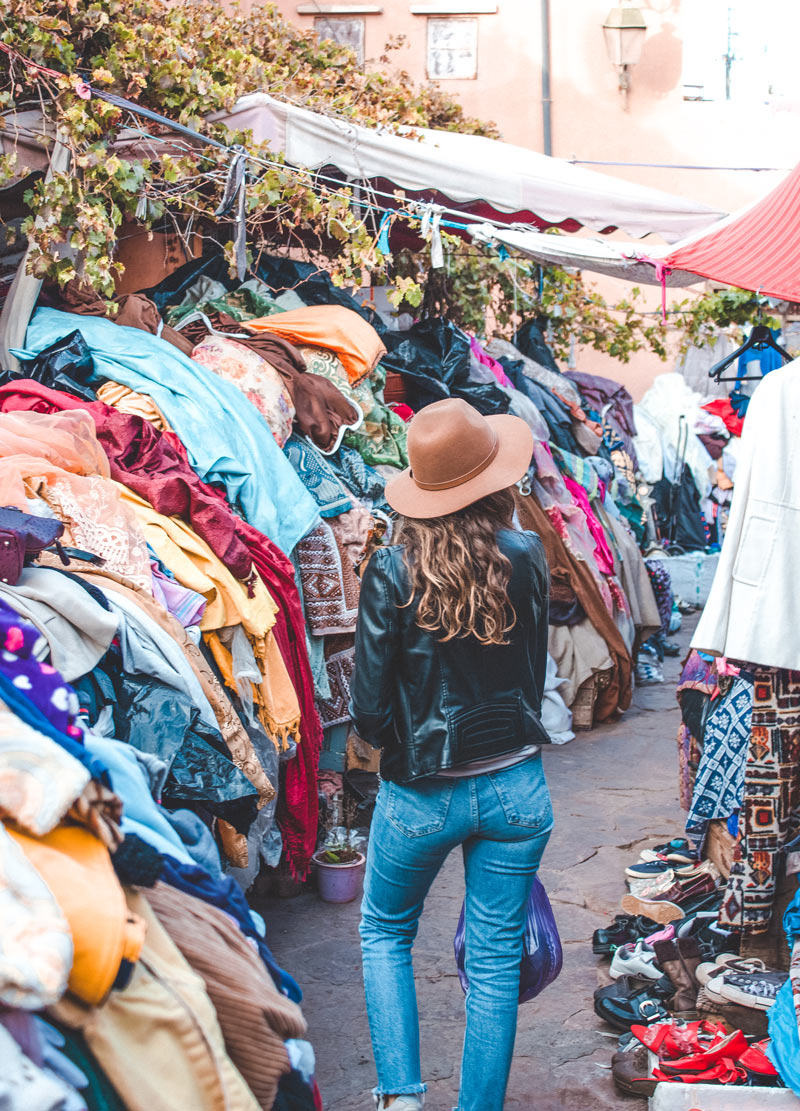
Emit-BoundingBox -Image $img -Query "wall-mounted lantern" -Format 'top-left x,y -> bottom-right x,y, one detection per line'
602,6 -> 647,108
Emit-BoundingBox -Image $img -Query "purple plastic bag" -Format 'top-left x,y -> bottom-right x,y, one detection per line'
453,876 -> 563,1003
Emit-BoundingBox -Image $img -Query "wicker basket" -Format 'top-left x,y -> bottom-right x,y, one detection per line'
571,676 -> 597,731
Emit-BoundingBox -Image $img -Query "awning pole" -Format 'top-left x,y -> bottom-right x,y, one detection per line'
541,0 -> 553,156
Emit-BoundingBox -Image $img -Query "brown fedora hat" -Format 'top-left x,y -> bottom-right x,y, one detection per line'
385,398 -> 534,519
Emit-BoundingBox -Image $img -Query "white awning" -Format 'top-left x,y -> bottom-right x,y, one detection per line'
467,224 -> 704,287
214,93 -> 725,243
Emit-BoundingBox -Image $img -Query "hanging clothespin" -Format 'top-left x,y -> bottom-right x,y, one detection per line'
421,203 -> 445,269
376,210 -> 394,258
215,146 -> 248,282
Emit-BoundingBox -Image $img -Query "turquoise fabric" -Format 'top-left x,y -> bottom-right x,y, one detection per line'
766,885 -> 800,1093
768,977 -> 800,1095
83,734 -> 196,866
14,309 -> 319,557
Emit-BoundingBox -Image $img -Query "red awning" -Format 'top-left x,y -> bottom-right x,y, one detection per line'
663,163 -> 800,301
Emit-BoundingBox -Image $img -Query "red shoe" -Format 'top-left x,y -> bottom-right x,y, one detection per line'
631,1019 -> 727,1059
739,1039 -> 779,1079
654,1029 -> 749,1074
653,1058 -> 747,1085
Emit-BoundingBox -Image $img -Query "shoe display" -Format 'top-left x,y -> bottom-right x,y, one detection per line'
592,913 -> 660,955
696,955 -> 760,987
594,976 -> 672,1032
625,859 -> 675,880
609,941 -> 663,981
652,937 -> 702,1012
621,892 -> 686,925
627,870 -> 679,900
595,826 -> 786,1095
611,1043 -> 659,1098
707,969 -> 788,1011
639,839 -> 697,865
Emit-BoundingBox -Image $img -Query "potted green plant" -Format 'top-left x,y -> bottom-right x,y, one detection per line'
312,835 -> 366,903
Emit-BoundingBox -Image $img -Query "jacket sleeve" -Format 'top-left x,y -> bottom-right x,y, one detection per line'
349,548 -> 399,748
526,532 -> 550,712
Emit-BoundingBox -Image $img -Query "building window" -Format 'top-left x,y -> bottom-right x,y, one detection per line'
314,17 -> 365,65
426,17 -> 478,80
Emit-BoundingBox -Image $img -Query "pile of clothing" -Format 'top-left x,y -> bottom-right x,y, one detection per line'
635,371 -> 741,552
0,249 -> 679,1107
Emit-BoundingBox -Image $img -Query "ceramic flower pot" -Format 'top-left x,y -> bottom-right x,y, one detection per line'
313,850 -> 366,903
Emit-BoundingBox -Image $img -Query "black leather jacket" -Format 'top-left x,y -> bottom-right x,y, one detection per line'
350,528 -> 550,783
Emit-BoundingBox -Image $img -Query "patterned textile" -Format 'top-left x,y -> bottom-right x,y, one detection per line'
298,348 -> 408,469
720,668 -> 800,933
645,558 -> 673,635
550,445 -> 600,499
192,335 -> 295,448
686,676 -> 753,847
0,708 -> 89,836
326,446 -> 389,510
283,435 -> 353,519
40,476 -> 152,591
676,651 -> 718,809
295,522 -> 360,636
677,723 -> 702,812
344,369 -> 408,469
0,598 -> 84,743
316,635 -> 355,728
0,820 -> 72,1009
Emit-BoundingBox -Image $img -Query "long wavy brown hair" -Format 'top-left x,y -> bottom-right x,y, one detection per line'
397,488 -> 516,646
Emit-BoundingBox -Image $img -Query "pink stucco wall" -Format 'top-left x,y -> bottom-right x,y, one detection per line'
268,0 -> 799,399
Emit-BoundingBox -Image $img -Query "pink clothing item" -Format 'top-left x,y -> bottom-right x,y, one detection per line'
562,474 -> 615,577
150,561 -> 206,628
469,337 -> 513,389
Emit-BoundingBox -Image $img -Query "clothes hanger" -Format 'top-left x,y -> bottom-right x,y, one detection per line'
708,299 -> 793,382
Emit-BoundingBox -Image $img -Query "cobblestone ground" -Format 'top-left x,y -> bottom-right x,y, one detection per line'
263,622 -> 693,1110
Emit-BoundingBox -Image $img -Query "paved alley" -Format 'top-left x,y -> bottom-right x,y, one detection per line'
264,624 -> 693,1111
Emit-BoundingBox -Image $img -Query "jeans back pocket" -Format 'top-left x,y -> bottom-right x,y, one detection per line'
489,757 -> 553,831
384,778 -> 455,837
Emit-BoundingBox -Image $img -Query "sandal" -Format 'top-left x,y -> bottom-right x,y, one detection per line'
631,1019 -> 727,1059
653,1029 -> 749,1075
654,1058 -> 747,1085
739,1039 -> 779,1080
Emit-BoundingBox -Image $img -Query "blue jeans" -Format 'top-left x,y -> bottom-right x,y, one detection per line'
359,754 -> 553,1111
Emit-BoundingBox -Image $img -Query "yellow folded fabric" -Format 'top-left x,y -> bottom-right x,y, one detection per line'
116,486 -> 301,749
206,631 -> 301,750
117,484 -> 276,637
96,382 -> 173,432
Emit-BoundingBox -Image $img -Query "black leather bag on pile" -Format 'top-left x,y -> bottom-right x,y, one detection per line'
382,318 -> 511,414
9,330 -> 98,401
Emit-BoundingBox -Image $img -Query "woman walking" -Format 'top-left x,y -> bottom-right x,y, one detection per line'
351,398 -> 554,1111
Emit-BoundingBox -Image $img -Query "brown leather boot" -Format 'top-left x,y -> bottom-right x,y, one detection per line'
653,937 -> 702,1012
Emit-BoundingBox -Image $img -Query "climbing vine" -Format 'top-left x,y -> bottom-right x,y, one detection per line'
0,0 -> 496,296
392,238 -> 669,363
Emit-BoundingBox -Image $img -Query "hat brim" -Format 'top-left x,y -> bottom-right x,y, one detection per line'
385,414 -> 534,519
